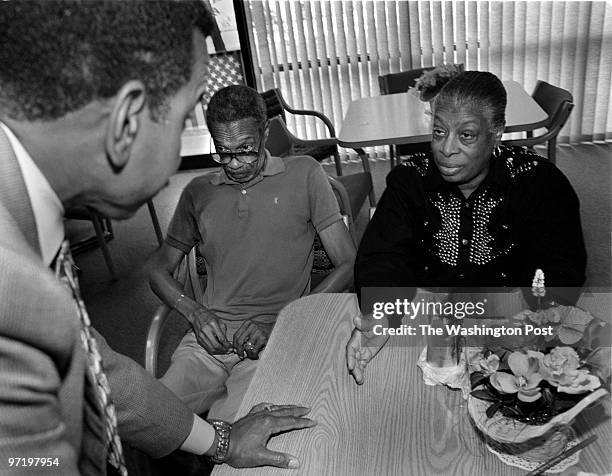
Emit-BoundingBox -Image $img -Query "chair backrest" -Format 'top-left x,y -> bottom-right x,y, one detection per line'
378,64 -> 464,95
531,80 -> 574,129
266,116 -> 294,157
261,88 -> 287,121
550,101 -> 574,134
311,177 -> 355,280
327,176 -> 354,239
378,66 -> 436,95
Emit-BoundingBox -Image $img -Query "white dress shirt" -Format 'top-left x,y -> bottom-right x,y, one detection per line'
0,122 -> 64,266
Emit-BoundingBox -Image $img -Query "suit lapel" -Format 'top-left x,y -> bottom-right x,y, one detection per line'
0,127 -> 41,256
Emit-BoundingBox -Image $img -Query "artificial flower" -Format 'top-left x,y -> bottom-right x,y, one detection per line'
489,351 -> 544,402
413,64 -> 463,101
512,309 -> 536,322
556,370 -> 601,394
555,306 -> 594,345
539,346 -> 600,394
470,353 -> 500,376
539,346 -> 581,386
532,268 -> 546,298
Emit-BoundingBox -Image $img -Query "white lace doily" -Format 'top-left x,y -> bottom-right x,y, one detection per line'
485,427 -> 582,473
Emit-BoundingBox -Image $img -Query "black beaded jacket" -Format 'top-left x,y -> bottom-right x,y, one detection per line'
355,145 -> 586,309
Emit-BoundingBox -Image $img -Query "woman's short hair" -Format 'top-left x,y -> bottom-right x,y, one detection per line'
434,71 -> 507,132
206,85 -> 267,128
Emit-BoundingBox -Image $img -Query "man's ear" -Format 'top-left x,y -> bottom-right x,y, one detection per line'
106,80 -> 147,173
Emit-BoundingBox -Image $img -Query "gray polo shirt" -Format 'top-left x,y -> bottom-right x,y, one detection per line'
166,154 -> 342,324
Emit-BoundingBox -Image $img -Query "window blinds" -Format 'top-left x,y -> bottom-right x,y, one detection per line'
246,0 -> 611,146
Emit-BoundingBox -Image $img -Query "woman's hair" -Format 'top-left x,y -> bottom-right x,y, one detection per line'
433,71 -> 507,132
206,85 -> 267,128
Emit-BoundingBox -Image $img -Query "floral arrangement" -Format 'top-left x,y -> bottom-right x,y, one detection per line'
468,270 -> 610,425
412,64 -> 463,102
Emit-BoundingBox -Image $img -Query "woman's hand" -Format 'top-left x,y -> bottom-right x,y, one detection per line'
190,307 -> 232,354
346,313 -> 390,385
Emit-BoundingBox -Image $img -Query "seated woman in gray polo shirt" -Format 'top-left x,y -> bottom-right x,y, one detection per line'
150,85 -> 356,422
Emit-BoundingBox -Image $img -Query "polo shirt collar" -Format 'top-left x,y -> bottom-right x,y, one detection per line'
209,151 -> 286,187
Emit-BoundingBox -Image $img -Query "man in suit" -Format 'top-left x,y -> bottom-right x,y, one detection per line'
0,2 -> 314,474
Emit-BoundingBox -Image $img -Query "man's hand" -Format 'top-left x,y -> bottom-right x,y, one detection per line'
226,403 -> 316,468
190,307 -> 232,354
233,321 -> 272,359
346,313 -> 390,385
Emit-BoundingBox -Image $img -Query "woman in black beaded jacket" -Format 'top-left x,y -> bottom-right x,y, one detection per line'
347,71 -> 586,385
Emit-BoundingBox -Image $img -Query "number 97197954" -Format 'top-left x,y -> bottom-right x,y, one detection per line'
8,457 -> 60,467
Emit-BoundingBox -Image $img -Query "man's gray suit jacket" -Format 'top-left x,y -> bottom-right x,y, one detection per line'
0,127 -> 194,475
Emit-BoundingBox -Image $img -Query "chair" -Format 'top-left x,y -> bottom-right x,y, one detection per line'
65,207 -> 117,279
503,80 -> 574,164
378,65 -> 464,167
266,116 -> 375,216
66,199 -> 164,280
312,176 -> 356,280
145,177 -> 355,377
261,88 -> 344,177
377,66 -> 437,95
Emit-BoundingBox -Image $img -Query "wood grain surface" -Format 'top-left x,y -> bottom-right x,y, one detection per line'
213,294 -> 611,476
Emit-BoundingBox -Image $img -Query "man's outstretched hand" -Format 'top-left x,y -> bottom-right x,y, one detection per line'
226,403 -> 316,469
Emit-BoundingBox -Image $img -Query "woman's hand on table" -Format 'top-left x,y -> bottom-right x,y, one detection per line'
346,313 -> 390,385
226,403 -> 316,468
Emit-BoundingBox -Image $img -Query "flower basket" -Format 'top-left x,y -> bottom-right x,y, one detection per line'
468,386 -> 607,464
464,270 -> 611,470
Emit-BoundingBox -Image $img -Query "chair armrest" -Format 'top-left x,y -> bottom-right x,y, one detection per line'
287,108 -> 336,137
145,304 -> 172,377
503,125 -> 561,148
145,249 -> 199,377
277,93 -> 336,137
503,101 -> 573,148
291,136 -> 339,149
271,116 -> 338,150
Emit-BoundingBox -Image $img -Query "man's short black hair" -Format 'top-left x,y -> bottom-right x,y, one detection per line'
206,85 -> 267,128
0,0 -> 214,121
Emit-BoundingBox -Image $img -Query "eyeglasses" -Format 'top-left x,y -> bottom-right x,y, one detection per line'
210,136 -> 263,165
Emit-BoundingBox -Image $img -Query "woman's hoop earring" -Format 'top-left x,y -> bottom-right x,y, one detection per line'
493,145 -> 501,158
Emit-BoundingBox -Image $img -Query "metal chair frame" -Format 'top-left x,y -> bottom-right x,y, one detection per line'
262,88 -> 367,178
266,116 -> 376,210
503,80 -> 574,164
66,199 -> 163,280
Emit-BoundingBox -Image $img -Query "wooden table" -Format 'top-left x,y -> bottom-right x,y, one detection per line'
213,293 -> 611,476
338,80 -> 548,149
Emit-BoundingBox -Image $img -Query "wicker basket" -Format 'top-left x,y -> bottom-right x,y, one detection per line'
468,387 -> 607,463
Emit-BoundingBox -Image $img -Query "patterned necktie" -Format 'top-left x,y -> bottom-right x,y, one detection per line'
54,240 -> 128,476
